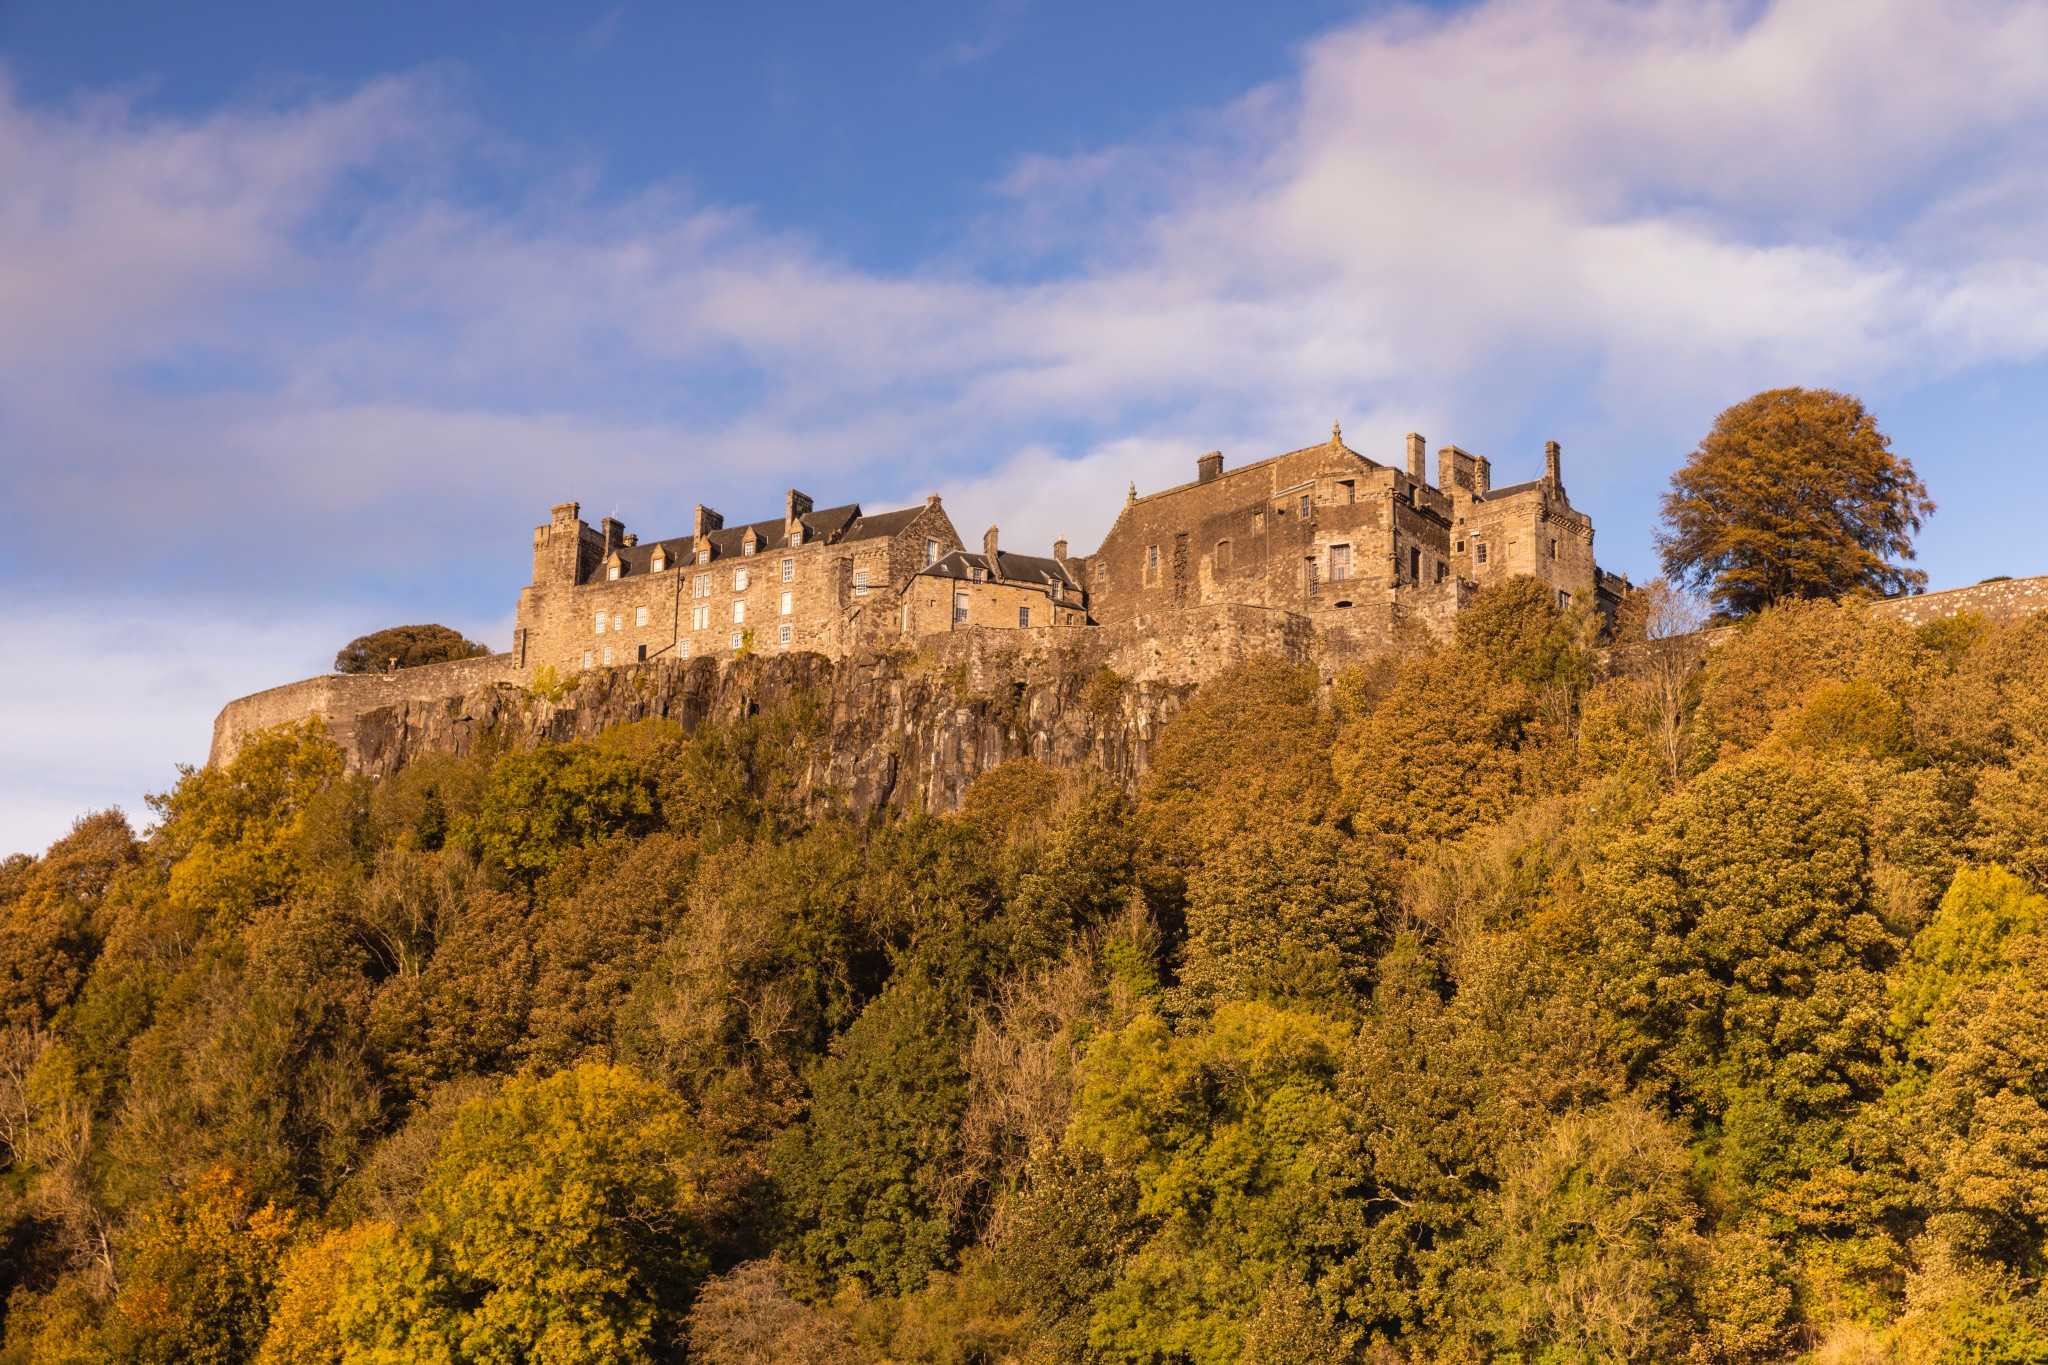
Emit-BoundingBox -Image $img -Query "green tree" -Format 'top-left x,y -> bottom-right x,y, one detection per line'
774,970 -> 970,1295
1658,387 -> 1935,616
1590,753 -> 1896,1197
462,740 -> 659,881
335,1063 -> 711,1362
1066,1001 -> 1360,1364
333,624 -> 488,674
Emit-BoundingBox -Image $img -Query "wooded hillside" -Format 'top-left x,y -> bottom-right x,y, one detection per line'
3,576 -> 2046,1362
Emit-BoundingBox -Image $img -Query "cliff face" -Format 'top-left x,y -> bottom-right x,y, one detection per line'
208,609 -> 1312,816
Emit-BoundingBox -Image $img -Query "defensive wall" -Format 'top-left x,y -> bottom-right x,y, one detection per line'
1865,575 -> 2048,627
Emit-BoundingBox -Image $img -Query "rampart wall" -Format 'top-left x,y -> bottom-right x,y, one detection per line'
1867,575 -> 2048,627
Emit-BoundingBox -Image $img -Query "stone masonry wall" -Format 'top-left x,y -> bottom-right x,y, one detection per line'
1866,575 -> 2048,627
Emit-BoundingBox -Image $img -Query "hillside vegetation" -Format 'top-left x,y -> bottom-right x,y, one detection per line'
3,576 -> 2047,1362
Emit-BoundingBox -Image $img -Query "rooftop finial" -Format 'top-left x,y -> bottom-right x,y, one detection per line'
1128,481 -> 1137,504
1331,419 -> 1343,447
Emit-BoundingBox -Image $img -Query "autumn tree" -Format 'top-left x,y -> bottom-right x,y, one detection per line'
335,1063 -> 711,1361
1658,388 -> 1934,617
333,624 -> 488,674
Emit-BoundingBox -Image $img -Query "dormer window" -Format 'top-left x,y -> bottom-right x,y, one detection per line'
791,526 -> 804,546
972,566 -> 985,583
651,549 -> 667,572
606,560 -> 622,581
744,539 -> 757,556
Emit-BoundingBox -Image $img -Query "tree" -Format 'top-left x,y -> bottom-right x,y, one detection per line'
772,970 -> 970,1295
334,1063 -> 711,1362
1658,388 -> 1934,617
333,624 -> 488,674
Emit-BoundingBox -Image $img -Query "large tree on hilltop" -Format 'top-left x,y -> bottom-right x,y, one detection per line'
1657,387 -> 1934,617
334,623 -> 489,674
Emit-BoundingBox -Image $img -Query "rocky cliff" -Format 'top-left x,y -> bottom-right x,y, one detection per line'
209,606 -> 1315,817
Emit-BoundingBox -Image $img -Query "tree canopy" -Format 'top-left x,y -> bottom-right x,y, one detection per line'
8,574 -> 2048,1362
1657,387 -> 1935,617
333,624 -> 489,674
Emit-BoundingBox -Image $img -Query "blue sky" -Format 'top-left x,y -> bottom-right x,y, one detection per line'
4,0 -> 2048,855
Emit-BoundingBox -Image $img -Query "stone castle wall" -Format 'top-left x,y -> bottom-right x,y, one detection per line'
1866,576 -> 2048,627
209,652 -> 525,769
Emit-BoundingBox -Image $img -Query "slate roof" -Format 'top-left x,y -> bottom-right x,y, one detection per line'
601,500 -> 925,578
919,549 -> 1078,591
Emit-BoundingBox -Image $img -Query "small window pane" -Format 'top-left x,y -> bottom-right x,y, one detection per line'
1018,606 -> 1030,628
779,591 -> 793,616
781,558 -> 794,582
635,606 -> 649,627
732,601 -> 746,624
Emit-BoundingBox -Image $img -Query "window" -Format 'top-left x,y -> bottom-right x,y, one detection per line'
695,549 -> 707,565
1018,606 -> 1031,628
1455,539 -> 1465,553
693,574 -> 711,598
636,644 -> 647,662
781,558 -> 794,582
777,623 -> 793,647
679,639 -> 690,659
582,649 -> 593,669
853,567 -> 871,595
1475,541 -> 1489,565
602,646 -> 613,665
612,612 -> 623,633
1215,539 -> 1232,573
607,564 -> 621,581
1548,538 -> 1558,559
971,565 -> 985,583
635,606 -> 649,627
743,539 -> 756,556
730,630 -> 743,650
1408,546 -> 1421,581
1145,545 -> 1159,583
692,604 -> 710,631
1252,509 -> 1265,533
1558,590 -> 1572,609
594,611 -> 606,635
901,604 -> 912,632
732,601 -> 746,625
1338,479 -> 1355,503
1299,494 -> 1311,518
925,538 -> 940,566
779,590 -> 793,616
651,551 -> 666,572
1435,561 -> 1447,584
733,568 -> 750,592
954,589 -> 969,624
1329,543 -> 1352,582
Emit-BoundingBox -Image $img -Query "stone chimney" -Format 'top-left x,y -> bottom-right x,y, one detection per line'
1197,450 -> 1223,484
1053,537 -> 1068,563
600,516 -> 626,557
693,505 -> 723,537
926,493 -> 943,509
1406,433 -> 1426,485
1544,440 -> 1563,493
983,525 -> 1002,580
621,533 -> 638,548
785,488 -> 813,529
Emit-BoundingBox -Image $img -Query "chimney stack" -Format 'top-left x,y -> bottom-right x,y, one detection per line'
983,525 -> 1002,579
1197,450 -> 1223,483
601,516 -> 625,556
1544,440 -> 1562,492
622,532 -> 638,548
692,505 -> 723,538
1053,537 -> 1068,563
1406,432 -> 1426,485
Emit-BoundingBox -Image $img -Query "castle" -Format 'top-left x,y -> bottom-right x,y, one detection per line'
511,424 -> 1627,678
